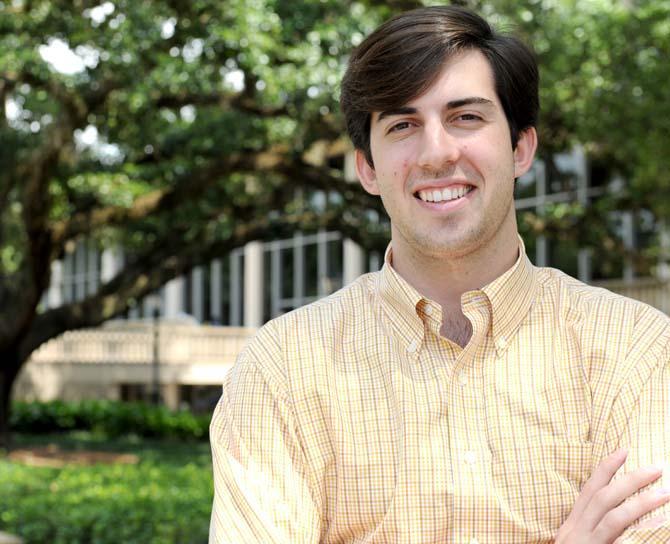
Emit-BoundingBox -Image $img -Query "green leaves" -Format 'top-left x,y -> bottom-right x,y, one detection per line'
0,431 -> 213,543
11,400 -> 211,440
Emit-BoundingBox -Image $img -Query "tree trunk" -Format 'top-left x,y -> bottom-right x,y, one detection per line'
0,351 -> 22,450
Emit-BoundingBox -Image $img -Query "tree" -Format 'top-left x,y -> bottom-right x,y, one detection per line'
0,0 -> 396,447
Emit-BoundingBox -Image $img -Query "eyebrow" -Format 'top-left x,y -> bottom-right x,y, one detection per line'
376,96 -> 495,121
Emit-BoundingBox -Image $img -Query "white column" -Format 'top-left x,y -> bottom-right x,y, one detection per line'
210,259 -> 222,324
270,244 -> 282,318
622,211 -> 635,281
101,247 -> 124,283
293,233 -> 304,306
229,251 -> 242,326
578,249 -> 592,283
63,250 -> 74,303
191,266 -> 204,323
87,244 -> 99,295
244,241 -> 264,328
317,230 -> 329,296
47,260 -> 63,308
573,145 -> 589,204
163,383 -> 180,411
164,277 -> 185,319
75,240 -> 87,300
343,238 -> 365,285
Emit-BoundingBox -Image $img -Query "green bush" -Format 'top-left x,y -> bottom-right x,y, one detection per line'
0,434 -> 213,543
10,401 -> 211,441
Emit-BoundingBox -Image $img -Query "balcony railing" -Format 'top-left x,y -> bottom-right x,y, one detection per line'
29,321 -> 256,367
593,278 -> 670,316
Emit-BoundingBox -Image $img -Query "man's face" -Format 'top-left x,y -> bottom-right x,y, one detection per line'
355,49 -> 536,262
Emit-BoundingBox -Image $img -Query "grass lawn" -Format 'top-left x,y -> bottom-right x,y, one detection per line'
0,432 -> 213,544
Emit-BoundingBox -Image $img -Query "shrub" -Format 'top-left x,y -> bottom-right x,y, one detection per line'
0,436 -> 213,544
10,400 -> 211,441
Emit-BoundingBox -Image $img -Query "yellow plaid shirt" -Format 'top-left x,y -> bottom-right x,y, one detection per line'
210,241 -> 670,543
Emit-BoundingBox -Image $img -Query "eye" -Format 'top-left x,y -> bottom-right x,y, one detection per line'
454,113 -> 484,123
387,121 -> 412,133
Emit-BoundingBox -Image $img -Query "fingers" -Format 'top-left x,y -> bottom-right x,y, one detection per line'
557,450 -> 670,544
565,448 -> 628,525
593,485 -> 670,541
583,464 -> 665,530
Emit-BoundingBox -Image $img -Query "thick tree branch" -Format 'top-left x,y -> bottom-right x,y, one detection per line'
19,203 -> 379,360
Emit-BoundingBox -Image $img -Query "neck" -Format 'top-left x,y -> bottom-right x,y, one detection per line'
391,227 -> 519,315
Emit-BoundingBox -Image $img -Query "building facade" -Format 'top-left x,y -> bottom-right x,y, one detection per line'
16,149 -> 670,410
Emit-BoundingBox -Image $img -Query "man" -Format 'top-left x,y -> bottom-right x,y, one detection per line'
210,6 -> 670,543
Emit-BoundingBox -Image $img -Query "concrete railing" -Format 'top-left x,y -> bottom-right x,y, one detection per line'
593,278 -> 670,316
29,321 -> 257,366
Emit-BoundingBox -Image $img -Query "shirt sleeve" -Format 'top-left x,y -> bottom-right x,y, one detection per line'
607,333 -> 670,543
208,330 -> 322,544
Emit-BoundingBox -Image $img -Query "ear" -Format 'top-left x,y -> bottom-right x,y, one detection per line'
513,127 -> 538,179
354,149 -> 380,196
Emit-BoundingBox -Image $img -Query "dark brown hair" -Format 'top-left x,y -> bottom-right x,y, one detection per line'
340,6 -> 539,166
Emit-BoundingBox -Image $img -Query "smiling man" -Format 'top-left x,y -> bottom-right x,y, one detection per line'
210,6 -> 670,543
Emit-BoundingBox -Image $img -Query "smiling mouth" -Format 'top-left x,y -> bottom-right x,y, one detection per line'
414,186 -> 474,203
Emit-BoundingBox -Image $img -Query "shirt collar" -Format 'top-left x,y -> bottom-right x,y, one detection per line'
376,237 -> 538,353
480,236 -> 538,354
377,244 -> 426,351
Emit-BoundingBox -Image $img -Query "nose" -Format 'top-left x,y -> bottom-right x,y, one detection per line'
416,119 -> 460,171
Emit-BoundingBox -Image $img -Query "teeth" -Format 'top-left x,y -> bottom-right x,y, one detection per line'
418,186 -> 471,203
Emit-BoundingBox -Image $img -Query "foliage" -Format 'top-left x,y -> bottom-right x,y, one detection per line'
10,400 -> 210,440
0,432 -> 212,544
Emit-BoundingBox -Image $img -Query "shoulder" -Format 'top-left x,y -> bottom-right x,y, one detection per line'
537,266 -> 669,328
238,271 -> 381,369
536,266 -> 670,373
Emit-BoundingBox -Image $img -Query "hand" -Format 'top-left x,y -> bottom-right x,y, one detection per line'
555,449 -> 670,543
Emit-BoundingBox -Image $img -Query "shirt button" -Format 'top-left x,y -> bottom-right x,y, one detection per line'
496,336 -> 507,349
407,339 -> 418,353
469,538 -> 480,544
425,305 -> 433,316
463,451 -> 477,466
457,372 -> 468,386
